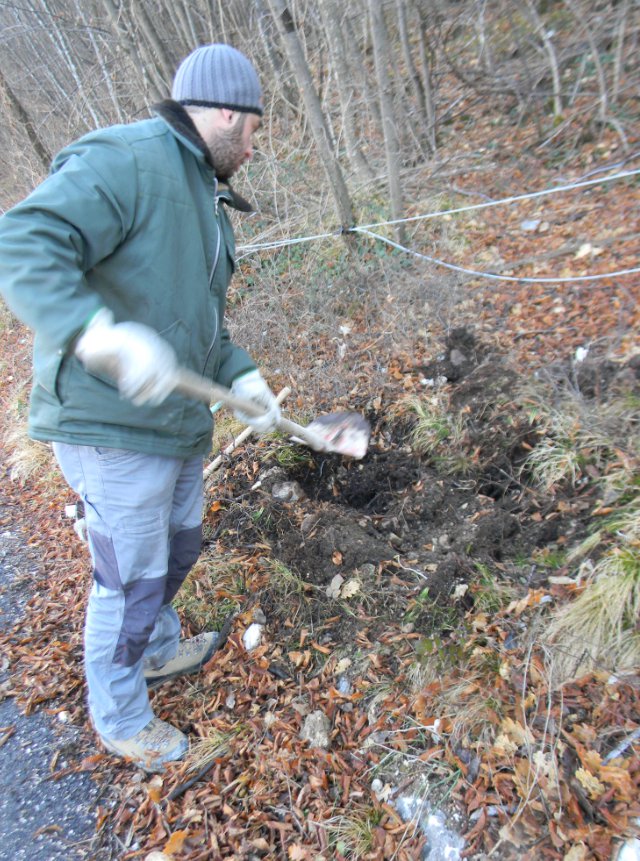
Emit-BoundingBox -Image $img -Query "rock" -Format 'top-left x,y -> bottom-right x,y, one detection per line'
252,607 -> 267,625
438,533 -> 452,551
357,563 -> 376,578
256,466 -> 287,488
300,513 -> 320,534
300,710 -> 331,749
449,349 -> 467,367
272,481 -> 304,502
242,623 -> 263,651
326,574 -> 344,599
336,675 -> 352,695
616,839 -> 640,861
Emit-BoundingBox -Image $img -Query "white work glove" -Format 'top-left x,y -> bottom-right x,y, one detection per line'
74,308 -> 178,406
230,369 -> 281,433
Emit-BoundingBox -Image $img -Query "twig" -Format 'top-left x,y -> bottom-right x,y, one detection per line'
603,726 -> 640,763
203,386 -> 291,480
165,611 -> 239,803
212,610 -> 237,654
167,757 -> 217,802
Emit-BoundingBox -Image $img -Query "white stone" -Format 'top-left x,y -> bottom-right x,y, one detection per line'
616,839 -> 640,861
242,623 -> 263,651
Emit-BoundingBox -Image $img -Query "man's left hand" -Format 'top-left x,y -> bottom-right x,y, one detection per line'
230,370 -> 281,433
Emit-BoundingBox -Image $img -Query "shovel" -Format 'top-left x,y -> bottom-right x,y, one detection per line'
174,367 -> 370,459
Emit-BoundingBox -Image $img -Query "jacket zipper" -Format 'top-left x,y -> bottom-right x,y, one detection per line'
203,178 -> 221,376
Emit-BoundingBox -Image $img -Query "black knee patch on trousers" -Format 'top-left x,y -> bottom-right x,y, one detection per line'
113,576 -> 166,667
164,524 -> 202,605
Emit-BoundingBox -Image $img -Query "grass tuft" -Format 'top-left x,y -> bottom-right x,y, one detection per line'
5,425 -> 54,484
175,554 -> 247,631
323,803 -> 383,858
547,544 -> 640,679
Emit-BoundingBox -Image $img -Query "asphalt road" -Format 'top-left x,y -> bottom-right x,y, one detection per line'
0,502 -> 109,861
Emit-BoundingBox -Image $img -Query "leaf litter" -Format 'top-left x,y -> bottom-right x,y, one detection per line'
0,122 -> 639,860
2,316 -> 639,859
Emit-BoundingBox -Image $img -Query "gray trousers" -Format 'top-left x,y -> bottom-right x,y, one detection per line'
53,443 -> 203,739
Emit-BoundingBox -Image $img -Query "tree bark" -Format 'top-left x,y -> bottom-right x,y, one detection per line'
524,0 -> 563,118
130,2 -> 176,88
74,0 -> 125,124
255,0 -> 300,113
319,0 -> 373,182
396,1 -> 428,129
367,0 -> 406,243
415,2 -> 437,153
0,66 -> 52,171
265,0 -> 355,231
98,0 -> 164,103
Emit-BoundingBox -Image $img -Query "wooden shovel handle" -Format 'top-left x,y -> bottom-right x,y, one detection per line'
173,368 -> 329,451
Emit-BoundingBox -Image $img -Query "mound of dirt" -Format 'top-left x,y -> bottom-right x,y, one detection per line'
206,329 -> 593,655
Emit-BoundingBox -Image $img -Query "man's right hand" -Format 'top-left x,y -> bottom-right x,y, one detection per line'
74,308 -> 178,406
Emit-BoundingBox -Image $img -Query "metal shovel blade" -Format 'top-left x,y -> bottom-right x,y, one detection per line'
302,412 -> 371,459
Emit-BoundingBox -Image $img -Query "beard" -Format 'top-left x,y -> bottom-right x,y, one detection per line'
207,117 -> 246,181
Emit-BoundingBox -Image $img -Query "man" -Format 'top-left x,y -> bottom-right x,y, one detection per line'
0,45 -> 281,771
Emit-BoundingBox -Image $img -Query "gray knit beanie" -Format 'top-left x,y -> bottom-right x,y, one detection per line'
172,44 -> 263,116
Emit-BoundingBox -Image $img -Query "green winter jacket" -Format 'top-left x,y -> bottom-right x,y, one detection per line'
0,102 -> 256,457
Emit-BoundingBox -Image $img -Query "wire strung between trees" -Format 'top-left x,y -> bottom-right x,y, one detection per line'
353,227 -> 640,284
235,167 -> 640,284
353,168 -> 640,231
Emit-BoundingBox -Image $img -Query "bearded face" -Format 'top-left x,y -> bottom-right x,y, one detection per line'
207,114 -> 248,181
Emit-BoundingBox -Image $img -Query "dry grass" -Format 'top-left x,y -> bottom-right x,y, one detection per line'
5,423 -> 55,484
405,392 -> 473,475
186,726 -> 239,774
260,557 -> 310,605
323,802 -> 384,859
175,554 -> 247,631
546,545 -> 640,680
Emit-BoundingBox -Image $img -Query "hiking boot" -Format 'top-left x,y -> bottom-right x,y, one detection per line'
144,632 -> 219,689
99,717 -> 188,772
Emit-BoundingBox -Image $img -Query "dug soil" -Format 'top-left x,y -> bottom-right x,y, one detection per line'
205,328 -> 600,652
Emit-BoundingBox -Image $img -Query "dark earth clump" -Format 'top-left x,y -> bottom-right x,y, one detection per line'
206,329 -> 603,666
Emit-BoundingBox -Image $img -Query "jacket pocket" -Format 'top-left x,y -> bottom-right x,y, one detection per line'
34,350 -> 65,403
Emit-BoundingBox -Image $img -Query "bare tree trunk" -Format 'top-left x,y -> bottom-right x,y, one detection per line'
344,11 -> 382,128
563,0 -> 629,150
266,0 -> 355,231
0,66 -> 52,171
319,0 -> 373,182
255,0 -> 300,113
163,1 -> 193,53
37,0 -> 101,128
396,0 -> 427,127
566,0 -> 608,123
612,0 -> 630,105
415,2 -> 437,153
524,0 -> 563,118
175,0 -> 199,46
367,0 -> 406,243
98,0 -> 164,103
74,0 -> 125,124
130,2 -> 176,87
473,0 -> 494,76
